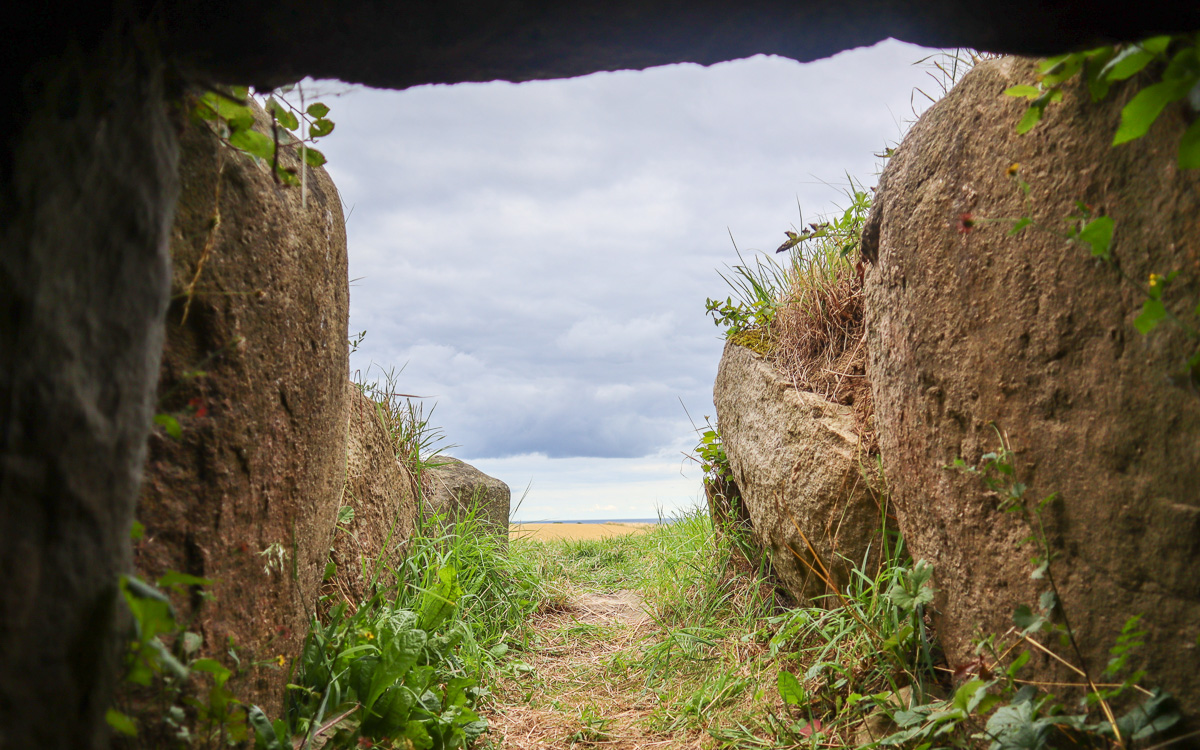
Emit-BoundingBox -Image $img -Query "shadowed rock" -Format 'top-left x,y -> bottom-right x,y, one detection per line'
131,98 -> 349,717
865,56 -> 1200,711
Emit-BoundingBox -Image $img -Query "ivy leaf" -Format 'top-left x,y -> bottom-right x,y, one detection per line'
309,117 -> 335,138
303,146 -> 327,168
1077,216 -> 1114,259
229,128 -> 275,161
307,102 -> 331,118
1179,117 -> 1200,169
1114,78 -> 1193,145
777,671 -> 806,706
266,98 -> 300,131
1134,299 -> 1168,334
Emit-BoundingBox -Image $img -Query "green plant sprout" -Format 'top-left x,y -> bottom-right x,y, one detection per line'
1005,33 -> 1200,168
966,166 -> 1200,389
192,84 -> 335,188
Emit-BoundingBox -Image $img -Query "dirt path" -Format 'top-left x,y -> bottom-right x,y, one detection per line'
486,589 -> 703,750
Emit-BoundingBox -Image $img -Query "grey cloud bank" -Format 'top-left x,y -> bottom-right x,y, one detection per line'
317,40 -> 938,515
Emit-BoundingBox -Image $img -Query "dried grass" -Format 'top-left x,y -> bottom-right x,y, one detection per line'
770,253 -> 875,453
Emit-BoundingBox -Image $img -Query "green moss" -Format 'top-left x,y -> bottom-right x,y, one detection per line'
729,328 -> 773,356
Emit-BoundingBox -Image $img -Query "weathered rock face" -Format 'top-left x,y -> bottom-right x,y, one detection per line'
714,342 -> 881,603
0,27 -> 177,750
864,57 -> 1200,707
332,385 -> 420,604
421,458 -> 511,538
132,99 -> 349,715
7,8 -> 1200,747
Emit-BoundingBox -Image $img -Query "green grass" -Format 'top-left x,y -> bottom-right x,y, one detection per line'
487,506 -> 942,749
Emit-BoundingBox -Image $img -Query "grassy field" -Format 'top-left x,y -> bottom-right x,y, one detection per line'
481,509 -> 925,750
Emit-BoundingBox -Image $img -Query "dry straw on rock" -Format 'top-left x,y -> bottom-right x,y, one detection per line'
770,250 -> 875,452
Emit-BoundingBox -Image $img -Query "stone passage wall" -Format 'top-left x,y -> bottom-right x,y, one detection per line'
331,385 -> 420,606
714,342 -> 881,604
864,57 -> 1200,709
132,99 -> 349,715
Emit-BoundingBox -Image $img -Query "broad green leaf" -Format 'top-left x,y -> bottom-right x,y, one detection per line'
1077,216 -> 1114,259
130,519 -> 145,541
248,705 -> 283,750
337,505 -> 355,525
1016,103 -> 1045,135
419,567 -> 463,632
154,413 -> 182,439
229,128 -> 275,161
1040,54 -> 1085,87
366,628 -> 426,713
303,146 -> 327,168
201,93 -> 255,131
1039,590 -> 1058,613
1114,78 -> 1193,144
953,680 -> 987,713
777,671 -> 805,706
1013,604 -> 1046,634
106,708 -> 138,736
1179,117 -> 1200,169
1134,298 -> 1168,334
1004,85 -> 1041,98
310,118 -> 335,138
1100,41 -> 1164,82
403,719 -> 434,750
1007,650 -> 1031,678
1163,48 -> 1200,83
266,98 -> 299,131
323,559 -> 337,581
191,657 -> 231,686
307,102 -> 330,118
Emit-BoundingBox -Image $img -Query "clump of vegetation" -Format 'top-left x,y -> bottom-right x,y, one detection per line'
1004,33 -> 1200,168
704,181 -> 875,451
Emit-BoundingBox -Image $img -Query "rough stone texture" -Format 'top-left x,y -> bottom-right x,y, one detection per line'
714,342 -> 881,603
0,28 -> 177,750
131,99 -> 349,716
155,3 -> 1200,92
421,458 -> 511,538
331,384 -> 420,606
864,57 -> 1200,708
5,6 -> 1200,748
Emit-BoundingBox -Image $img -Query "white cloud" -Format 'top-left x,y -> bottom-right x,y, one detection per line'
319,40 -> 940,517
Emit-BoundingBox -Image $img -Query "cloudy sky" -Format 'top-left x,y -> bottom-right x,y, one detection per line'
315,39 -> 941,521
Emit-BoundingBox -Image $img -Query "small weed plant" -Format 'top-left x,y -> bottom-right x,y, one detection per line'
865,430 -> 1180,750
1005,33 -> 1200,168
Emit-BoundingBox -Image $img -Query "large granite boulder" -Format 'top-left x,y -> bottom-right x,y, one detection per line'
330,385 -> 420,605
713,342 -> 881,603
421,458 -> 511,538
131,98 -> 349,716
864,57 -> 1200,707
